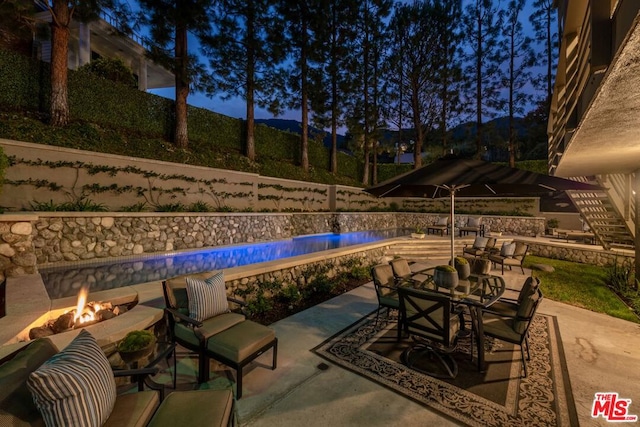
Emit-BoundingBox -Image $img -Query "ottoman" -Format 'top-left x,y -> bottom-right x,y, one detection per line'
147,389 -> 234,427
206,320 -> 277,398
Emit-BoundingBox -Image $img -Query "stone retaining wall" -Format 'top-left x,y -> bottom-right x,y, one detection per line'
0,212 -> 548,279
520,239 -> 634,267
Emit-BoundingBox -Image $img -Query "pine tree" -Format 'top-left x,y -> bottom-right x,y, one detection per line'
500,0 -> 535,167
137,0 -> 213,149
201,0 -> 285,161
462,0 -> 506,158
529,0 -> 558,111
308,0 -> 359,174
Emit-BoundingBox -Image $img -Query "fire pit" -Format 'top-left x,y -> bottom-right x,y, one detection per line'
28,287 -> 138,339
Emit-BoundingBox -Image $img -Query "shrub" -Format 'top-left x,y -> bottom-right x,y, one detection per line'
77,57 -> 137,88
435,264 -> 456,273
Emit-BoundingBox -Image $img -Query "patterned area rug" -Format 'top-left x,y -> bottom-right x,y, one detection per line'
313,312 -> 578,427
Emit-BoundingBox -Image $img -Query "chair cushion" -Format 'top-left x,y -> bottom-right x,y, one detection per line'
186,272 -> 229,322
514,290 -> 541,334
174,311 -> 246,346
513,242 -> 528,259
147,389 -> 234,427
467,217 -> 481,228
104,391 -> 160,427
472,236 -> 488,249
483,313 -> 521,342
27,330 -> 117,427
207,320 -> 275,363
0,338 -> 58,424
517,277 -> 540,305
436,216 -> 448,226
500,242 -> 516,257
390,259 -> 412,279
372,264 -> 395,291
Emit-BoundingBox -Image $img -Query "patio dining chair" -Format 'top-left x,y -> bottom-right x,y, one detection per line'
389,258 -> 432,288
162,271 -> 277,398
397,287 -> 464,379
481,288 -> 543,377
371,264 -> 401,326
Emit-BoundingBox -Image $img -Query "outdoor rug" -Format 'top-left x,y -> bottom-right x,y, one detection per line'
312,311 -> 578,427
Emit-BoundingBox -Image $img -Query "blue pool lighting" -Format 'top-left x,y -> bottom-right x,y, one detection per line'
41,229 -> 410,299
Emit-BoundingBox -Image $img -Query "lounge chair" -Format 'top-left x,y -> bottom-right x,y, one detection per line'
459,216 -> 485,237
427,216 -> 449,236
163,271 -> 277,398
488,241 -> 529,274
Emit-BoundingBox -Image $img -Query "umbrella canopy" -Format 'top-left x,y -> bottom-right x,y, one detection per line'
365,157 -> 604,263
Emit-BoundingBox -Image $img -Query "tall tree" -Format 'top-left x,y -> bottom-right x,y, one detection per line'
500,0 -> 535,167
349,0 -> 390,184
137,0 -> 213,149
277,0 -> 320,172
431,0 -> 463,157
202,0 -> 284,161
462,0 -> 505,158
384,1 -> 439,169
308,0 -> 359,174
529,0 -> 558,111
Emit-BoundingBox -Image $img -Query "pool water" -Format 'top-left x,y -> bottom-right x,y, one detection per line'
40,229 -> 410,299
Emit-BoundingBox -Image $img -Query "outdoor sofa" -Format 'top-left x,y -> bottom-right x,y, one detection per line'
0,332 -> 235,426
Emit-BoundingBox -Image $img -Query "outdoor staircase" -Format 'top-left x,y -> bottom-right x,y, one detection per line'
567,173 -> 636,250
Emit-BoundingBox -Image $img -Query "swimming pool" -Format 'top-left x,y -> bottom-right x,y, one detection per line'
40,229 -> 410,299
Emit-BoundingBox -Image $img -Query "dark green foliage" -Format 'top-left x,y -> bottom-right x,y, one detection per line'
117,330 -> 155,352
187,201 -> 214,212
120,202 -> 149,212
0,49 -> 363,187
29,197 -> 107,212
155,202 -> 187,212
77,57 -> 137,88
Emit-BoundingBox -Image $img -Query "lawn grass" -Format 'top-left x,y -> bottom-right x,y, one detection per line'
524,255 -> 640,323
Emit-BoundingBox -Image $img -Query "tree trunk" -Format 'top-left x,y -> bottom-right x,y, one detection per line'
475,13 -> 483,159
508,25 -> 516,167
330,6 -> 338,174
300,22 -> 309,172
49,0 -> 70,127
174,25 -> 189,149
411,77 -> 423,168
245,8 -> 256,161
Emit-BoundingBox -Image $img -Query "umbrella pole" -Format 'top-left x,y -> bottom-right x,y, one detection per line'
450,190 -> 455,266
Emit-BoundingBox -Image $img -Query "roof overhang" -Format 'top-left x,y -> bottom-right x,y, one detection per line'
556,12 -> 640,177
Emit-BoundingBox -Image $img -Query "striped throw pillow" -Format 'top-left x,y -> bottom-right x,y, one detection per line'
186,272 -> 229,322
27,329 -> 116,427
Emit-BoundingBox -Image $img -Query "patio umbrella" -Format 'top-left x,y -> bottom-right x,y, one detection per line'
364,157 -> 603,263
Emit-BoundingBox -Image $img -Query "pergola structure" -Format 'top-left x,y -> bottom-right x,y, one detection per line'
549,0 -> 640,277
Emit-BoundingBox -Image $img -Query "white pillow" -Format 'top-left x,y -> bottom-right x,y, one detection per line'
436,217 -> 448,226
472,237 -> 489,249
186,271 -> 229,322
27,330 -> 116,427
500,242 -> 516,258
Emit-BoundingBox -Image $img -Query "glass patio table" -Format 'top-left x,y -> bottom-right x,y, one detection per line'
416,270 -> 506,372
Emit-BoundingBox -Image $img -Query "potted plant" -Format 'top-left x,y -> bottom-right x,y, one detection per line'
454,256 -> 470,280
411,226 -> 426,239
546,218 -> 559,235
117,330 -> 156,363
433,264 -> 458,289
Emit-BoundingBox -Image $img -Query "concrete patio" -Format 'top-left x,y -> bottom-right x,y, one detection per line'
235,263 -> 640,427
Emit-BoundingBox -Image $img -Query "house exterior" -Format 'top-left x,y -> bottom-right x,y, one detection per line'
548,0 -> 639,260
32,3 -> 173,91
